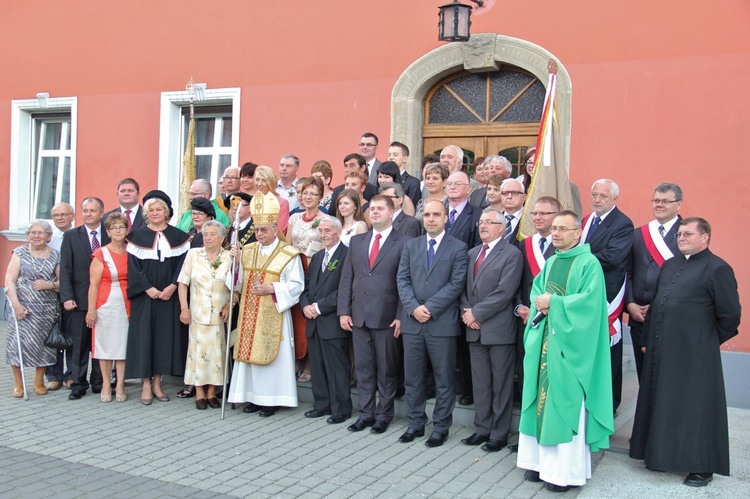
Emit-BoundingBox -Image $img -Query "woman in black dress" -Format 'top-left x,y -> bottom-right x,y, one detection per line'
125,190 -> 191,405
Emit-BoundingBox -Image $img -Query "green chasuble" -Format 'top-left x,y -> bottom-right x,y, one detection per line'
519,243 -> 614,452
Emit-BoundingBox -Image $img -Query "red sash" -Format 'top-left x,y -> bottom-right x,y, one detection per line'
524,236 -> 542,276
640,224 -> 670,267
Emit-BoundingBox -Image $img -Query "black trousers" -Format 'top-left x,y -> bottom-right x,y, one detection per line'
66,309 -> 102,394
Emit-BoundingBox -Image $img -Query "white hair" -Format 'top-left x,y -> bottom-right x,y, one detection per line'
501,177 -> 525,194
591,178 -> 619,196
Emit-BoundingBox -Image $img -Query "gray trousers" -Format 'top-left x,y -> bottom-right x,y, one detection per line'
353,326 -> 400,423
403,332 -> 456,434
469,342 -> 515,441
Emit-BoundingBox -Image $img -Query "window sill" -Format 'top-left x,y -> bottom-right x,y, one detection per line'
1,230 -> 29,242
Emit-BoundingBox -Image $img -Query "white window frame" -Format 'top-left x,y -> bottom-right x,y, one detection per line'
189,111 -> 234,189
3,96 -> 77,242
158,88 -> 240,204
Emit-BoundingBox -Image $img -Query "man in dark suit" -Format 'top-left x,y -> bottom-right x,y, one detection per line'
581,179 -> 634,412
444,170 -> 481,405
499,178 -> 526,245
380,183 -> 422,238
360,132 -> 382,185
387,141 -> 421,207
397,199 -> 468,447
224,192 -> 256,248
513,197 -> 559,397
338,195 -> 411,435
101,178 -> 144,244
329,154 -> 379,217
626,183 -> 682,380
60,197 -> 105,399
300,216 -> 352,425
460,207 -> 523,452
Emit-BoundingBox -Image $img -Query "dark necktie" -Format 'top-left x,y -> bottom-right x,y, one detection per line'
369,234 -> 381,268
539,237 -> 546,253
449,209 -> 457,225
427,239 -> 436,267
90,230 -> 100,251
658,225 -> 666,239
125,209 -> 132,230
504,215 -> 514,240
474,243 -> 489,277
587,216 -> 601,241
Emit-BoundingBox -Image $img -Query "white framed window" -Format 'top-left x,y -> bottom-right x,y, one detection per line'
158,88 -> 240,205
185,106 -> 234,188
3,96 -> 77,241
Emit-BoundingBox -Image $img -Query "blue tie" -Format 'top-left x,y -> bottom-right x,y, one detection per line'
427,239 -> 436,267
588,216 -> 601,241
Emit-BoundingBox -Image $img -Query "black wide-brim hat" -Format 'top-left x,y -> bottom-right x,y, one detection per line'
223,191 -> 253,210
142,189 -> 174,218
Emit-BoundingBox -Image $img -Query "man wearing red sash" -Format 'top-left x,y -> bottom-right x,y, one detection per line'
625,183 -> 682,379
513,196 -> 559,394
579,179 -> 633,413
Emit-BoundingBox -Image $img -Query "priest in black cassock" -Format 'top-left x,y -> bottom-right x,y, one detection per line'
125,190 -> 191,405
629,217 -> 741,488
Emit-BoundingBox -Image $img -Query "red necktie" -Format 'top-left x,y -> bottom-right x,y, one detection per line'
125,209 -> 132,230
474,243 -> 489,277
369,233 -> 382,268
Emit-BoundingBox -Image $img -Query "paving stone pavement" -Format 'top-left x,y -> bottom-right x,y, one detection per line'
2,322 -> 748,498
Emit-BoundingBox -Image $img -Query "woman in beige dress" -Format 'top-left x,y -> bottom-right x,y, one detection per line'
178,220 -> 234,410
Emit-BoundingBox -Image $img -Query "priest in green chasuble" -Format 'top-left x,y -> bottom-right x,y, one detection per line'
517,211 -> 614,492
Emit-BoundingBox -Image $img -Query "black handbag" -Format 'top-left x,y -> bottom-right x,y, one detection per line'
44,312 -> 73,350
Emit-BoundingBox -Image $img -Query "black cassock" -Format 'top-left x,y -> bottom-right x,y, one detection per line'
125,226 -> 191,379
629,248 -> 741,475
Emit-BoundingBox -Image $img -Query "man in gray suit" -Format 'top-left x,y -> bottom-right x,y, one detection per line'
460,207 -> 523,451
338,195 -> 411,435
397,200 -> 468,447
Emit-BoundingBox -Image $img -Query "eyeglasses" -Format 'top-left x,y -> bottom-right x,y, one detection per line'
500,191 -> 524,197
301,192 -> 320,198
530,211 -> 558,216
476,221 -> 503,227
445,181 -> 468,187
107,225 -> 128,231
549,226 -> 579,233
190,211 -> 208,217
359,142 -> 377,148
675,231 -> 703,239
224,176 -> 240,180
651,199 -> 680,205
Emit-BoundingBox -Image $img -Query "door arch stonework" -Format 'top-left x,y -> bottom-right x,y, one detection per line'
391,33 -> 571,176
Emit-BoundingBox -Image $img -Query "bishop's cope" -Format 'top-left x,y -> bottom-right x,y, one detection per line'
227,191 -> 304,418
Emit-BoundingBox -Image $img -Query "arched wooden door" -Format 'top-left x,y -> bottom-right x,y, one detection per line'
422,67 -> 544,176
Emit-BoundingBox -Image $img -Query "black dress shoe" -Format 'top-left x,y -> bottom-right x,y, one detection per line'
207,397 -> 221,409
347,419 -> 374,432
524,470 -> 541,482
458,395 -> 473,405
684,473 -> 713,487
481,439 -> 506,452
305,409 -> 332,418
92,387 -> 102,394
259,406 -> 279,417
68,391 -> 84,400
370,421 -> 389,434
196,398 -> 208,410
243,403 -> 261,414
425,431 -> 448,447
461,433 -> 489,446
398,428 -> 425,443
326,414 -> 349,424
545,483 -> 572,493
